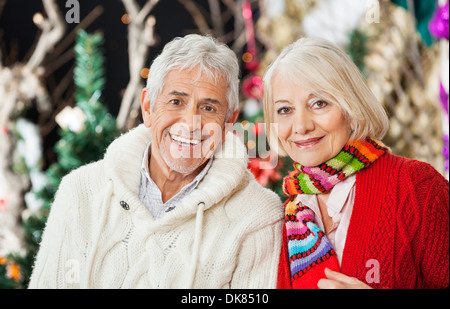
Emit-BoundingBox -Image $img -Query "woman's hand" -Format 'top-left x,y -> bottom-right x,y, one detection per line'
317,268 -> 372,289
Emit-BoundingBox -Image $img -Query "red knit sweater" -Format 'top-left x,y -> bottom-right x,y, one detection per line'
277,153 -> 449,289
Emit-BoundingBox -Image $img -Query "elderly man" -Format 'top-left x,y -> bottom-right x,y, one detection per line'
29,34 -> 283,289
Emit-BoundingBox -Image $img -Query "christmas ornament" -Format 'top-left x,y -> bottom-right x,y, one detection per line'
302,0 -> 370,48
55,106 -> 86,133
248,157 -> 282,186
242,75 -> 263,100
429,0 -> 449,40
0,197 -> 7,213
430,0 -> 449,177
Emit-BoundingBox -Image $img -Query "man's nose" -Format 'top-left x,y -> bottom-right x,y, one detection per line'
182,105 -> 202,132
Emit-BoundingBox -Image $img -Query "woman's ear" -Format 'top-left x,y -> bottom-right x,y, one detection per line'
141,88 -> 152,128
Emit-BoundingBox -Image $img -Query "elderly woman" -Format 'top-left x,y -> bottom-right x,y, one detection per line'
263,37 -> 449,289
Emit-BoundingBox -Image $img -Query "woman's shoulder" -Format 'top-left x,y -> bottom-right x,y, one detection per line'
372,152 -> 447,182
358,152 -> 448,205
386,153 -> 447,184
371,153 -> 449,207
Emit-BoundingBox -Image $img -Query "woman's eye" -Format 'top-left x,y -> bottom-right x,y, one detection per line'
277,107 -> 291,115
312,100 -> 328,109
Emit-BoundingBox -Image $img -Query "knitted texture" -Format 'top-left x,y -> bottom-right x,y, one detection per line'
29,124 -> 284,288
283,138 -> 388,195
284,200 -> 340,289
278,153 -> 449,289
282,138 -> 387,289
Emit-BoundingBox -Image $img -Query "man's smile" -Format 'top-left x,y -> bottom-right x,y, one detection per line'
169,132 -> 202,147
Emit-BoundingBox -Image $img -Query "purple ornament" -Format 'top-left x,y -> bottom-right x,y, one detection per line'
429,0 -> 449,40
443,134 -> 449,172
440,81 -> 449,118
440,81 -> 449,172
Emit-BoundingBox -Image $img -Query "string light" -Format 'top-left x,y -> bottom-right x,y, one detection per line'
140,68 -> 149,79
33,13 -> 44,26
121,13 -> 131,24
242,52 -> 253,63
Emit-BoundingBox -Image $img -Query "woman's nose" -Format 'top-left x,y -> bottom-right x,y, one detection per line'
293,110 -> 314,135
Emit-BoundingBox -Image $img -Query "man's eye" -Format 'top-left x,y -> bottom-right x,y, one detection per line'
170,99 -> 181,105
203,105 -> 215,112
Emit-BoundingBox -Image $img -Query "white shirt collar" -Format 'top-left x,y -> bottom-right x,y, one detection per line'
139,141 -> 213,219
296,174 -> 356,219
140,141 -> 213,187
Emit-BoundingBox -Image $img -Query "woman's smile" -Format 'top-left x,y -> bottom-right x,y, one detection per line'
292,136 -> 324,148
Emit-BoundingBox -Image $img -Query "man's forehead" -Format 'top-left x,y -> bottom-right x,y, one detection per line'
165,67 -> 226,85
162,69 -> 227,98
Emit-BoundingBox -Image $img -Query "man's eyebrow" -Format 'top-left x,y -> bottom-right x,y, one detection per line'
169,90 -> 189,97
170,90 -> 222,105
203,98 -> 221,105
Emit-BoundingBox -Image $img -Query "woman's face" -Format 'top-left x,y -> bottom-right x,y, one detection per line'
271,72 -> 352,167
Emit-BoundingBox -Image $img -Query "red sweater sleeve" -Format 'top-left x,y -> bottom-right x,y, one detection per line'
412,162 -> 449,288
339,154 -> 449,289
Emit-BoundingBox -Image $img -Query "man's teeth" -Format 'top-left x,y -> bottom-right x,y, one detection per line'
171,134 -> 201,146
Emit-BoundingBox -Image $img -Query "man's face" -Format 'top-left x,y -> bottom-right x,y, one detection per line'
141,68 -> 237,174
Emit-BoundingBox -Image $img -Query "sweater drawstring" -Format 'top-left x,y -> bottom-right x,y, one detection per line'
186,202 -> 205,289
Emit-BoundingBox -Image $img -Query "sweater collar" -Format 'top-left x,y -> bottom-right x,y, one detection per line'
103,124 -> 249,219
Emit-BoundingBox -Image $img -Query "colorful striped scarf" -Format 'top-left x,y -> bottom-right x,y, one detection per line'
282,137 -> 388,289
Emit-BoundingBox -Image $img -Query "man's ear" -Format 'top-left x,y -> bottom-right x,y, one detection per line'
227,110 -> 239,126
141,88 -> 152,128
222,110 -> 239,141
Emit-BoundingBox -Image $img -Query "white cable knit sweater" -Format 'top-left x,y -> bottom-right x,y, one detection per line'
29,124 -> 284,289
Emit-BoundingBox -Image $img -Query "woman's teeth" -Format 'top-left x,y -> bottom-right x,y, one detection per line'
299,140 -> 317,146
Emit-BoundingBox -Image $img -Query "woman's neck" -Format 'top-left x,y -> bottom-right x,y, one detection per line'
316,192 -> 334,235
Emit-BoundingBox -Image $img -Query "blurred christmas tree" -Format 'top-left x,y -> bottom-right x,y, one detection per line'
42,30 -> 120,206
0,30 -> 119,289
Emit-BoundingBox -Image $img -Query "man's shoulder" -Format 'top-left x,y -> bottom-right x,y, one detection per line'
224,170 -> 284,221
59,160 -> 107,191
240,171 -> 281,200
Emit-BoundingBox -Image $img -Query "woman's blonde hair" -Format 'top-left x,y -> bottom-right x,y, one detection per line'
263,37 -> 389,157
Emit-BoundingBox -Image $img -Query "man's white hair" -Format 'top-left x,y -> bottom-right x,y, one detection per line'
145,34 -> 240,121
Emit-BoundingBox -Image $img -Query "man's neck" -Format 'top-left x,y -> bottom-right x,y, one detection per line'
148,154 -> 205,203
